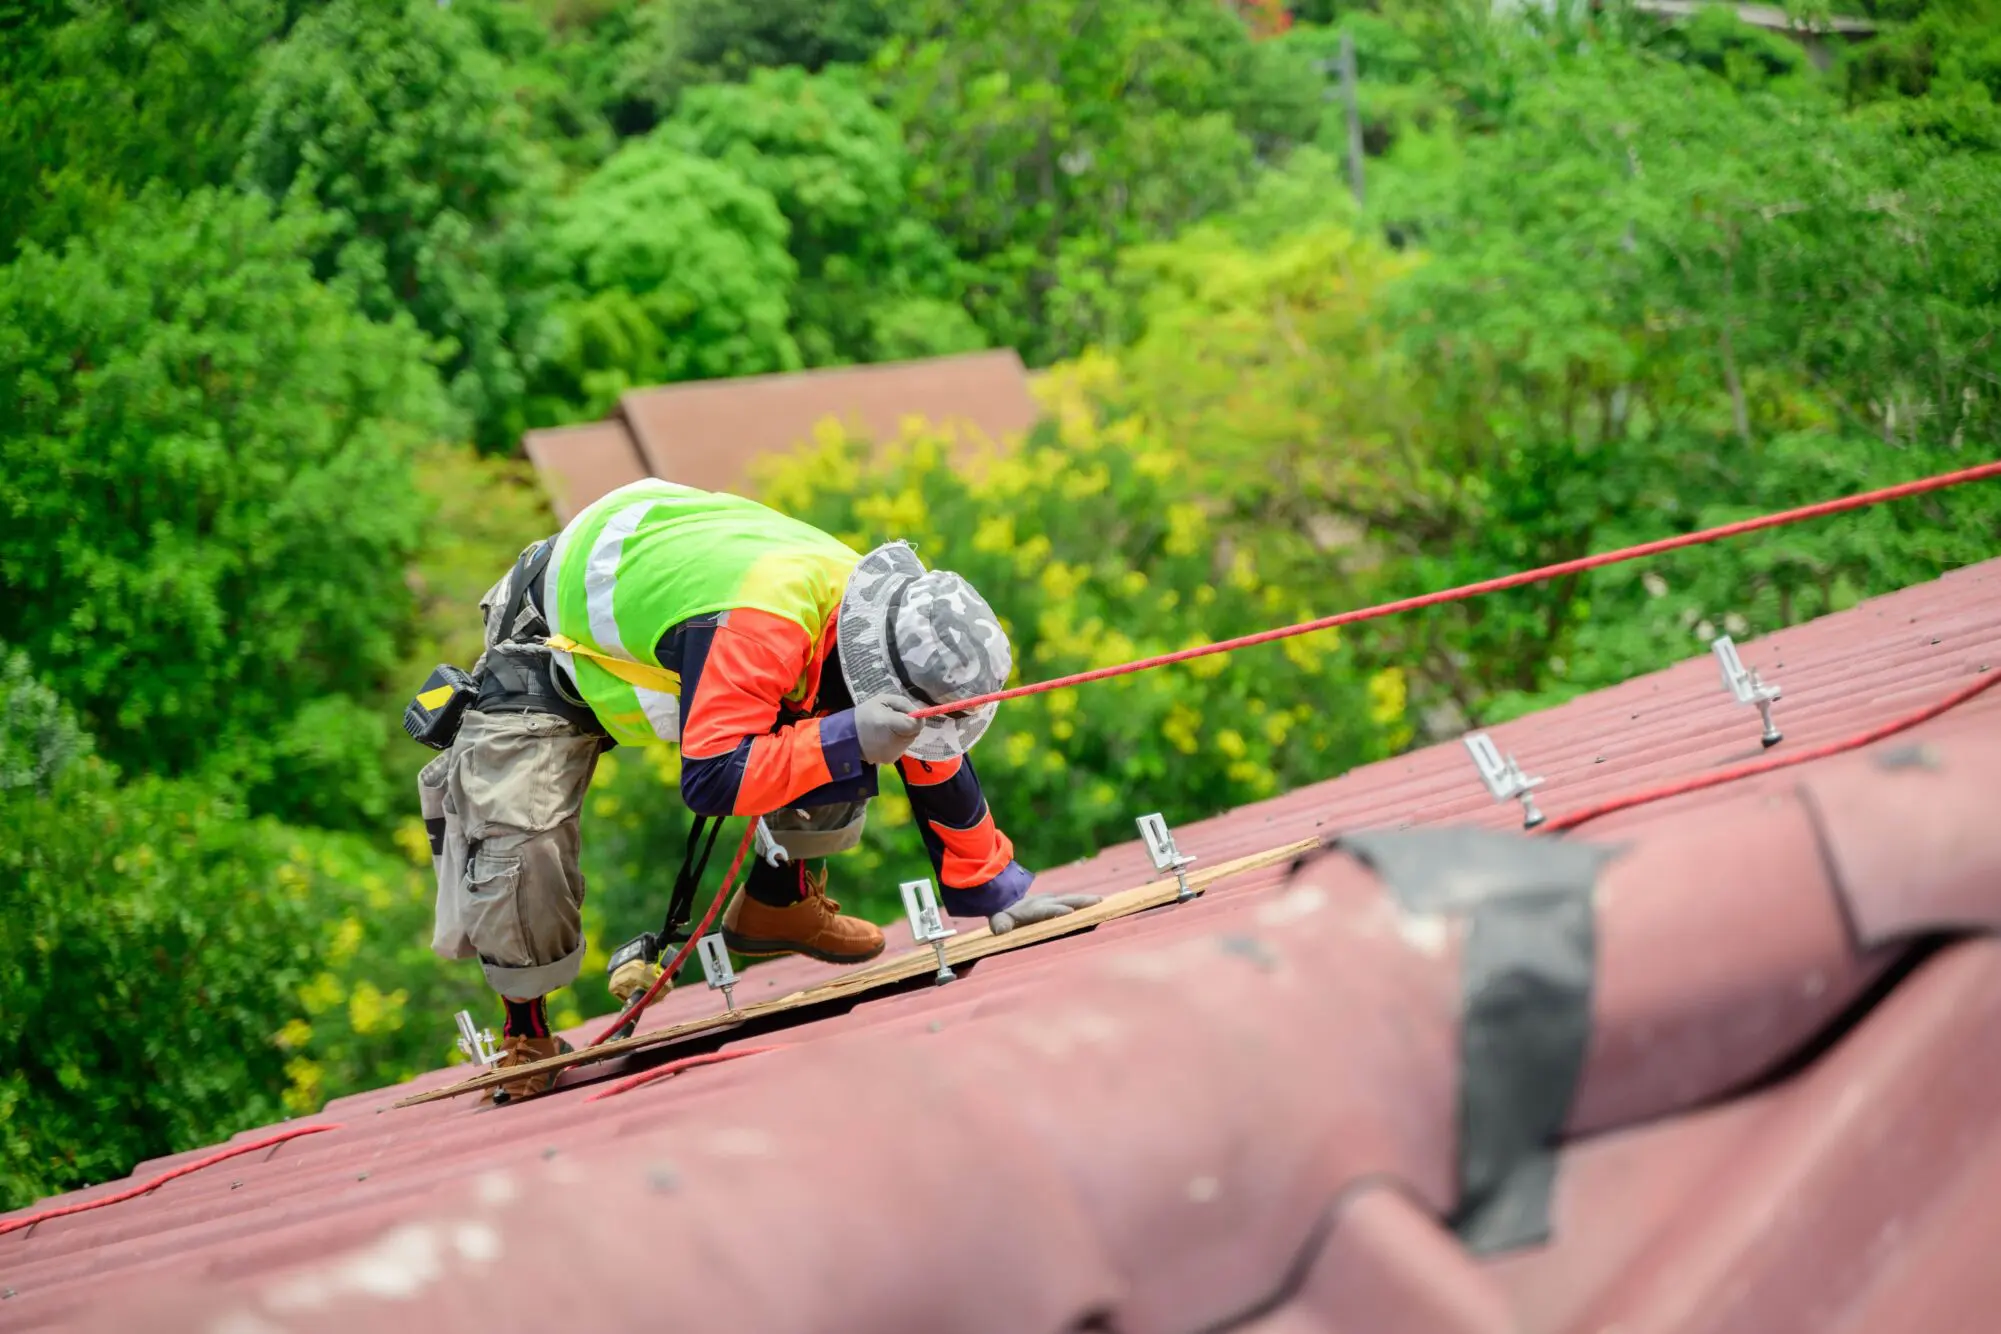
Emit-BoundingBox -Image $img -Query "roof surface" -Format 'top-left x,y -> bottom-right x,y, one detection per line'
519,349 -> 1042,522
618,348 -> 1038,494
6,557 -> 2000,1333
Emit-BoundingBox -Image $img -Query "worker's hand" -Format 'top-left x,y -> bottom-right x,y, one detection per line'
855,693 -> 924,765
607,957 -> 664,1005
988,893 -> 1102,934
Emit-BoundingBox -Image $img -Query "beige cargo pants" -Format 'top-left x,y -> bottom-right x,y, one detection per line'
420,705 -> 602,999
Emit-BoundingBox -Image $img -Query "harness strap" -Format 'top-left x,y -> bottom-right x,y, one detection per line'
500,539 -> 557,642
658,814 -> 724,946
545,633 -> 683,696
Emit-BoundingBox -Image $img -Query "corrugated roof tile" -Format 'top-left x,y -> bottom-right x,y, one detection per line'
7,557 -> 2001,1333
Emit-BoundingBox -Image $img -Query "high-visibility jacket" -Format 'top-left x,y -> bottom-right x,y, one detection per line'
543,479 -> 861,749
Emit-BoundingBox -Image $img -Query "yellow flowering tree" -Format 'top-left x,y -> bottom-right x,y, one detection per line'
748,358 -> 1407,901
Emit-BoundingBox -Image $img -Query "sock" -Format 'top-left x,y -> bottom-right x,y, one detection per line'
502,994 -> 549,1039
745,857 -> 806,907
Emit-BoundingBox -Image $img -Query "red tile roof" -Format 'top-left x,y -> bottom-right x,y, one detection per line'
521,350 -> 1043,522
7,558 -> 2000,1333
519,420 -> 649,525
617,349 -> 1039,494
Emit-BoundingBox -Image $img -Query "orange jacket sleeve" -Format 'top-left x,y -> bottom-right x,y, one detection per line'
677,610 -> 869,817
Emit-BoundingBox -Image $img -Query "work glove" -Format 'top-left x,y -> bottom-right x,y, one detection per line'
989,893 -> 1102,935
607,957 -> 664,1006
855,693 -> 924,765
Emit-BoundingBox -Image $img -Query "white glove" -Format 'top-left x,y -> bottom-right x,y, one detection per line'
855,693 -> 924,765
989,893 -> 1102,934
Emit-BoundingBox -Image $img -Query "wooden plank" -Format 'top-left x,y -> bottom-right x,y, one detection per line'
392,837 -> 1319,1108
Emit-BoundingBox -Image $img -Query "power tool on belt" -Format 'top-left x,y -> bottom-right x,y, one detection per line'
402,664 -> 478,750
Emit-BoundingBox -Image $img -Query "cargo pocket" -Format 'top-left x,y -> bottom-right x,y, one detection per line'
461,834 -> 533,969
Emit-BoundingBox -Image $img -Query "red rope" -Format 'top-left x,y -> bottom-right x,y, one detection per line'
583,1044 -> 795,1103
911,459 -> 2001,720
0,1123 -> 343,1239
1543,668 -> 2001,834
586,821 -> 758,1048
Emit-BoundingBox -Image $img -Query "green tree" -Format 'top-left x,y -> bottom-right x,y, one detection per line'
881,0 -> 1323,361
0,0 -> 291,258
1842,0 -> 2001,148
524,135 -> 800,422
665,66 -> 985,365
1107,45 -> 2000,733
0,646 -> 90,796
1646,6 -> 1813,92
239,0 -> 554,448
0,186 -> 451,825
613,0 -> 898,127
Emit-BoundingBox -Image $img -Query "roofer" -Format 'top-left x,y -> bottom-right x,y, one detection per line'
411,478 -> 1098,1101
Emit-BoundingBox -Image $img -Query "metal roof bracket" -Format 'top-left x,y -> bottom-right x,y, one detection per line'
1138,812 -> 1199,901
1463,733 -> 1547,830
1712,634 -> 1783,748
696,933 -> 739,1015
901,877 -> 958,985
454,1009 -> 502,1068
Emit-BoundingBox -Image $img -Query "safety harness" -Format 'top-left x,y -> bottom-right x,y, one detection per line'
475,539 -> 606,735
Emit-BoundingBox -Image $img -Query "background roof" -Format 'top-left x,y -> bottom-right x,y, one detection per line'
6,558 -> 1999,1333
518,420 -> 650,524
521,349 -> 1041,521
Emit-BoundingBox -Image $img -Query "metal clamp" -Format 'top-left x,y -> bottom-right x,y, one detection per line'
1464,733 -> 1546,830
696,933 -> 738,1014
1137,812 -> 1198,902
753,817 -> 790,867
454,1009 -> 502,1067
901,877 -> 958,985
1712,635 -> 1782,747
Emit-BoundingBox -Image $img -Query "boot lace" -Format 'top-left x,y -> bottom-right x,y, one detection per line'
799,862 -> 839,912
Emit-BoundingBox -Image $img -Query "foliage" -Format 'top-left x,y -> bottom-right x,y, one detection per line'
879,0 -> 1322,361
0,0 -> 290,259
273,823 -> 492,1122
621,0 -> 897,121
1841,0 -> 2001,148
444,0 -> 627,169
663,66 -> 985,365
0,759 -> 301,1212
0,186 -> 451,825
1106,42 -> 2001,732
0,646 -> 90,795
239,0 -> 554,448
525,133 -> 800,421
1646,7 -> 1813,92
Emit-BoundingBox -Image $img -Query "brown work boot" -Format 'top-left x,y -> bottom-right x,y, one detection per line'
722,864 -> 885,965
481,1034 -> 573,1106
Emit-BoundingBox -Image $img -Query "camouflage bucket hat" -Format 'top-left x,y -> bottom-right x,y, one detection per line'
838,541 -> 1011,762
